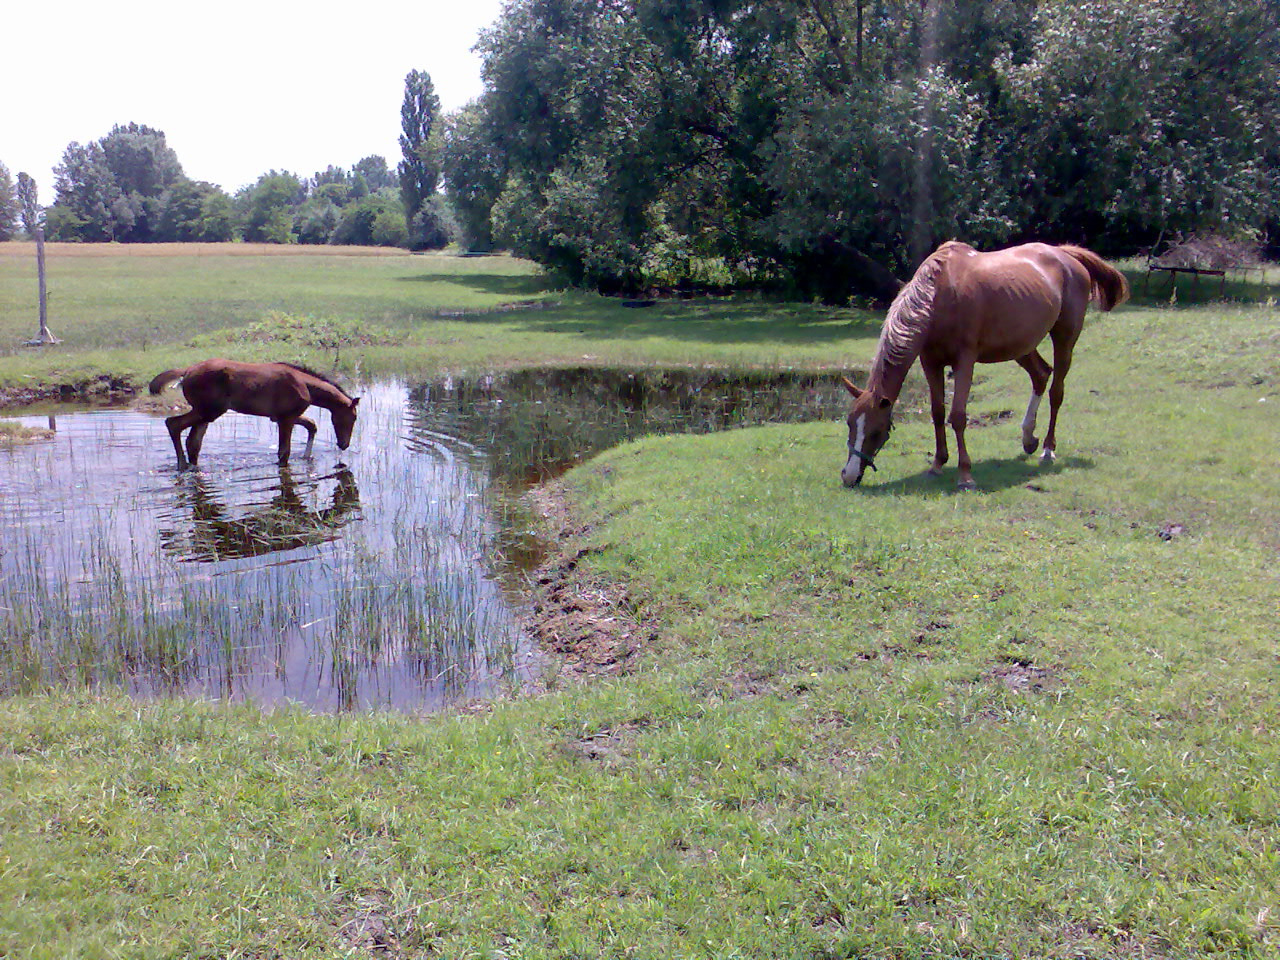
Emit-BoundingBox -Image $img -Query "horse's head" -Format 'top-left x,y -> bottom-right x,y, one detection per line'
840,376 -> 894,487
333,397 -> 360,450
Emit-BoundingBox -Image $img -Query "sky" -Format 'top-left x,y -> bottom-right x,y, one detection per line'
3,0 -> 509,201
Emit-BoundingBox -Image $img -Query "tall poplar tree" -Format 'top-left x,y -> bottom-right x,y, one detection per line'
398,69 -> 442,248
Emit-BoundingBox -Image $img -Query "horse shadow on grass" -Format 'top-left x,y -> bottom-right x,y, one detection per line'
855,454 -> 1095,497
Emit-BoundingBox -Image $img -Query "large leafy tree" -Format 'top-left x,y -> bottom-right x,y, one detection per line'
48,141 -> 125,241
455,0 -> 1280,297
442,100 -> 505,250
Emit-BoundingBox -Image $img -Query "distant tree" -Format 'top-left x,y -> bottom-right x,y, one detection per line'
99,123 -> 184,197
49,141 -> 124,241
442,101 -> 504,250
155,179 -> 234,241
353,155 -> 395,192
295,196 -> 342,244
16,173 -> 42,237
331,188 -> 408,247
195,190 -> 237,241
398,69 -> 445,249
0,163 -> 16,241
239,171 -> 304,243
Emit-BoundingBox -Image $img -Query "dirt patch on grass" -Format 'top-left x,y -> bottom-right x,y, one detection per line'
522,481 -> 658,678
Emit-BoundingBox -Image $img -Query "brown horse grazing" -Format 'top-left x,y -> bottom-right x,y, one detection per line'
149,359 -> 360,468
841,241 -> 1129,489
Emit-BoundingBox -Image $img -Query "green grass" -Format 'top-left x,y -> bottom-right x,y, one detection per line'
0,247 -> 879,397
1,248 -> 1278,957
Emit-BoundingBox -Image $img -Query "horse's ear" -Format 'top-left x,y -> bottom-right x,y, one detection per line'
840,376 -> 863,398
351,397 -> 361,410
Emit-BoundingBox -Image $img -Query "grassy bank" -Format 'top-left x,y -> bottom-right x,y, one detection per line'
0,248 -> 1278,957
0,244 -> 879,403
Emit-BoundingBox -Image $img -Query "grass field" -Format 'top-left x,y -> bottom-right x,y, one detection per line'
0,246 -> 1277,958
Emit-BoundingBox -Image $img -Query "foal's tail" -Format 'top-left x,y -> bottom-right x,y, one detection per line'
148,367 -> 188,394
1060,245 -> 1130,311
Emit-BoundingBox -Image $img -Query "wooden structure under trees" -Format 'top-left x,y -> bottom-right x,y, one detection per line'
1143,235 -> 1263,298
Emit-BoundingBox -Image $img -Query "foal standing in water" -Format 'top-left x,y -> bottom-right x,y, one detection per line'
841,241 -> 1129,489
149,359 -> 360,468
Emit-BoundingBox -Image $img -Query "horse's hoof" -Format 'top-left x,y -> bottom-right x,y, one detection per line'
1040,449 -> 1056,465
957,478 -> 977,491
928,464 -> 944,476
1022,437 -> 1040,455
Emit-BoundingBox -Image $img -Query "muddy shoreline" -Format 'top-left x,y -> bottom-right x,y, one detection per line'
0,375 -> 136,410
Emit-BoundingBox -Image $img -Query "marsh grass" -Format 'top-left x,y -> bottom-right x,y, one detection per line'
0,250 -> 1278,957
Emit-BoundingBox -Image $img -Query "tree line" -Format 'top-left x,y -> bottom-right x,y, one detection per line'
0,72 -> 454,251
438,0 -> 1280,298
6,1 -> 1277,301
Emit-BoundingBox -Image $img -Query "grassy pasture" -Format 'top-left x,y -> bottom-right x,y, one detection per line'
0,246 -> 1278,958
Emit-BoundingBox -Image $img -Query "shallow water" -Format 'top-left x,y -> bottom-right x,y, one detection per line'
0,368 -> 851,712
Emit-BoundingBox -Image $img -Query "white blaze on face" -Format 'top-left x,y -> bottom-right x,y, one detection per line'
843,413 -> 867,483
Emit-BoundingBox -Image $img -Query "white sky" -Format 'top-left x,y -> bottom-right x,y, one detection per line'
3,0 -> 508,201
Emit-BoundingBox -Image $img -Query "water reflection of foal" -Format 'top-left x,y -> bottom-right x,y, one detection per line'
161,466 -> 361,561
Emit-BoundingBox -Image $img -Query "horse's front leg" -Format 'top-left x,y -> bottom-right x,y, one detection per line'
294,416 -> 318,459
947,358 -> 977,489
276,419 -> 295,464
921,359 -> 949,474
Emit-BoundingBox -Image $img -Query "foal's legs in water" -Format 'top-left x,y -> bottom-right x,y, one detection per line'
275,416 -> 318,464
1015,350 -> 1053,456
165,409 -> 222,468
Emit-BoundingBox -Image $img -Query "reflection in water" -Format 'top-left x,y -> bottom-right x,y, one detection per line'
408,366 -> 856,485
0,367 -> 856,713
161,466 -> 361,561
0,387 -> 537,712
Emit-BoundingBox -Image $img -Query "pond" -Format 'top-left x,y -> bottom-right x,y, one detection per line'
0,367 -> 852,712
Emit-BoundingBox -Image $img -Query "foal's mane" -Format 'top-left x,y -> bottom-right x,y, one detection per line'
279,362 -> 351,398
876,242 -> 961,371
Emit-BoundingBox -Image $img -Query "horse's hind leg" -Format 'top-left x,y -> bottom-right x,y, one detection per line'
1015,350 -> 1053,455
1041,335 -> 1078,464
165,410 -> 205,469
186,422 -> 212,466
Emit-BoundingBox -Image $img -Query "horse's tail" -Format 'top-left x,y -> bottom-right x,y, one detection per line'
148,367 -> 187,394
1059,245 -> 1130,311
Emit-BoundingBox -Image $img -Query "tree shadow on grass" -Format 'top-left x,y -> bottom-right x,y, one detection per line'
395,273 -> 550,297
854,454 -> 1095,497
425,294 -> 885,349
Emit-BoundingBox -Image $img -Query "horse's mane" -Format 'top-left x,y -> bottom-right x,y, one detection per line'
875,242 -> 960,372
279,362 -> 351,398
